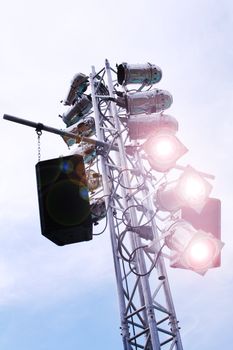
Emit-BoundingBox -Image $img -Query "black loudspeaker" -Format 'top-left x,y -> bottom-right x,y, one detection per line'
36,154 -> 92,246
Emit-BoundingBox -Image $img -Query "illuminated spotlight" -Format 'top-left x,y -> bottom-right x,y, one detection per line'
62,117 -> 96,147
165,220 -> 224,275
117,62 -> 162,85
62,95 -> 92,127
181,198 -> 222,267
63,73 -> 89,106
143,130 -> 188,172
155,166 -> 213,213
116,89 -> 173,115
127,113 -> 178,140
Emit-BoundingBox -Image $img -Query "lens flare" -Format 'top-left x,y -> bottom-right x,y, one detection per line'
176,166 -> 213,212
186,238 -> 216,269
154,137 -> 175,158
182,175 -> 206,202
143,131 -> 188,172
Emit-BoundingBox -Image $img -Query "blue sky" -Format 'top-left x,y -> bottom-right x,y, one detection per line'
0,0 -> 233,349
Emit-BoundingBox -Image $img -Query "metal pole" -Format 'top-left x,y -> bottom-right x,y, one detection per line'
2,114 -> 118,151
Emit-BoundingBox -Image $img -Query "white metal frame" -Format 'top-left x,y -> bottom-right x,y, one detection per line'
89,59 -> 184,350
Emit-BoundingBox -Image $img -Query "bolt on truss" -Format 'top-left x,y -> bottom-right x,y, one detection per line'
89,59 -> 184,350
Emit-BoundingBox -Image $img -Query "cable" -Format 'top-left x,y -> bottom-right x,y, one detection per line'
128,243 -> 165,277
122,204 -> 157,229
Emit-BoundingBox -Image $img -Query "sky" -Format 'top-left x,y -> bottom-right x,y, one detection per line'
0,0 -> 233,349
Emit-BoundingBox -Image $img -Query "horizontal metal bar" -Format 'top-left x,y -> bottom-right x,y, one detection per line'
160,337 -> 174,347
126,305 -> 146,319
157,327 -> 175,337
129,328 -> 148,342
3,114 -> 119,151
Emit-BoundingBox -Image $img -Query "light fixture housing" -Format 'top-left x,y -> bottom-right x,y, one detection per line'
143,130 -> 188,172
127,113 -> 178,140
62,117 -> 96,147
181,197 -> 222,267
155,166 -> 213,212
73,143 -> 97,164
62,95 -> 92,127
117,89 -> 173,115
117,62 -> 162,85
165,220 -> 224,275
63,73 -> 89,106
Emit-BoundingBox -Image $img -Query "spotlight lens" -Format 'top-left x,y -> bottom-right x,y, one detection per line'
176,166 -> 212,212
182,175 -> 206,202
144,132 -> 188,172
186,238 -> 216,269
154,137 -> 175,158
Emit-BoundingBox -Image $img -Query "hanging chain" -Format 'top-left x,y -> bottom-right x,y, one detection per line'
36,123 -> 43,162
37,130 -> 42,162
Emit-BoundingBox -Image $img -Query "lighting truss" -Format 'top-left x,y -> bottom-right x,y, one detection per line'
88,60 -> 183,350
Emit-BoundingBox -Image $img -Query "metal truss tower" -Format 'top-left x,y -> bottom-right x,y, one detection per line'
89,59 -> 184,350
2,58 -> 223,350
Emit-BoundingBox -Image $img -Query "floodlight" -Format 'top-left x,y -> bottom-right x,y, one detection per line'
117,62 -> 162,85
62,117 -> 96,147
62,95 -> 92,127
155,166 -> 212,213
181,198 -> 222,267
117,89 -> 173,115
63,73 -> 89,106
143,130 -> 188,172
165,220 -> 224,275
127,113 -> 178,140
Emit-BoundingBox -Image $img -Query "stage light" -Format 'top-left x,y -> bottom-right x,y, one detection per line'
62,94 -> 92,127
73,143 -> 97,164
165,220 -> 224,275
62,117 -> 96,147
127,113 -> 178,140
143,130 -> 188,172
63,73 -> 89,106
116,89 -> 173,115
181,198 -> 222,267
175,167 -> 212,212
117,62 -> 162,85
155,166 -> 212,213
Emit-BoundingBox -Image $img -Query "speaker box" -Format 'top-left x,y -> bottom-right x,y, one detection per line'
36,154 -> 92,246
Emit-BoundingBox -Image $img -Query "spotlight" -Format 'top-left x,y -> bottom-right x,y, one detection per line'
62,95 -> 92,127
165,220 -> 224,275
155,166 -> 212,213
63,73 -> 89,106
117,62 -> 162,85
62,117 -> 96,147
116,89 -> 173,115
127,113 -> 178,140
73,143 -> 97,164
181,198 -> 222,267
143,130 -> 188,172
